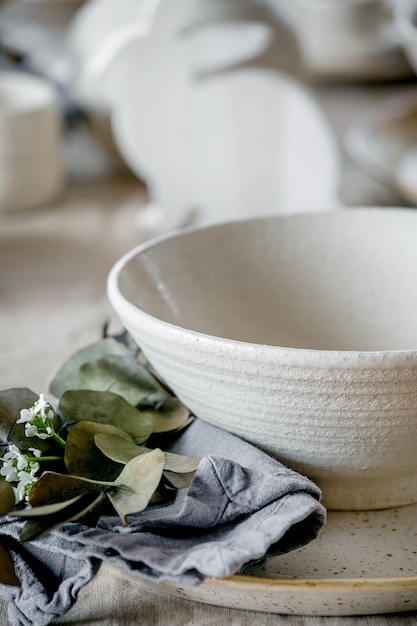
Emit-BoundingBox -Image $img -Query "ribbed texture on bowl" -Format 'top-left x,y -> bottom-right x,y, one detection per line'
112,305 -> 417,510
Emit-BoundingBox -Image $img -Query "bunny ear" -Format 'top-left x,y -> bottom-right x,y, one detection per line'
183,21 -> 274,78
81,0 -> 162,79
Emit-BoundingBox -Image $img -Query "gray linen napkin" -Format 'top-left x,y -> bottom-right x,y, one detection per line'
0,419 -> 326,626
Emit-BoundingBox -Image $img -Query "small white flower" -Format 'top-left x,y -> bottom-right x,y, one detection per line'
33,393 -> 50,418
35,432 -> 50,440
0,461 -> 18,483
17,408 -> 32,424
0,443 -> 36,497
28,447 -> 41,458
15,472 -> 36,502
2,444 -> 28,471
16,393 -> 58,443
24,423 -> 38,438
4,443 -> 22,458
0,443 -> 42,501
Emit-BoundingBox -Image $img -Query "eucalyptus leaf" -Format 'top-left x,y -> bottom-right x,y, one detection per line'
161,452 -> 199,489
64,422 -> 128,481
19,492 -> 106,541
0,388 -> 50,454
27,471 -> 114,506
163,452 -> 199,473
59,390 -> 154,444
110,449 -> 165,524
94,433 -> 199,476
78,355 -> 168,407
94,432 -> 148,465
141,397 -> 191,434
149,481 -> 176,505
0,541 -> 20,587
12,494 -> 85,518
0,477 -> 16,515
49,338 -> 132,398
162,470 -> 196,489
147,415 -> 194,449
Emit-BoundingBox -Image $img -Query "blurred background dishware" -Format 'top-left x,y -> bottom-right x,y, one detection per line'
65,0 -> 160,160
345,92 -> 417,204
292,0 -> 412,81
2,0 -> 416,225
394,0 -> 417,74
0,70 -> 66,212
85,0 -> 341,230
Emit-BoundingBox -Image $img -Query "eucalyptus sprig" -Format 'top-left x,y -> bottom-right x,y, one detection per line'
0,337 -> 196,541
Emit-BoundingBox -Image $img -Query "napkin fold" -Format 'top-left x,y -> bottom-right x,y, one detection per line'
0,419 -> 326,626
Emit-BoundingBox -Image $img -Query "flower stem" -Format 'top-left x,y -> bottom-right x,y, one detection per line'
51,433 -> 66,448
36,456 -> 63,463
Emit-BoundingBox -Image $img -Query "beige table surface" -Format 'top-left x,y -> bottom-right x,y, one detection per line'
1,74 -> 417,624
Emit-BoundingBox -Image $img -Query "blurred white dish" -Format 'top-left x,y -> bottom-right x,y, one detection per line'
0,1 -> 80,87
0,72 -> 65,212
101,0 -> 340,230
393,0 -> 417,75
292,0 -> 412,81
345,92 -> 417,204
67,0 -> 275,160
110,66 -> 340,229
66,0 -> 160,155
68,0 -> 340,229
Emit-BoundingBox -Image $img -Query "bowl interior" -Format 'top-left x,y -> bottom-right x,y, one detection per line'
117,209 -> 417,351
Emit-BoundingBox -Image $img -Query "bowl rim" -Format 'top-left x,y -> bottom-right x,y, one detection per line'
107,207 -> 417,367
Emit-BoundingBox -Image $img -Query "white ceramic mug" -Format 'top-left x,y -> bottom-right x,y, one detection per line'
0,71 -> 66,212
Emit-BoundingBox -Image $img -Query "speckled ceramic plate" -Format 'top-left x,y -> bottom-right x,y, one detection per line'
111,503 -> 417,616
345,92 -> 417,205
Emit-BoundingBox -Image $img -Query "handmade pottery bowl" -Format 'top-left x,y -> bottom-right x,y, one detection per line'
108,208 -> 417,510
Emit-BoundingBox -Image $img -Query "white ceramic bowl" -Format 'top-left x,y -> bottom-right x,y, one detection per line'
108,208 -> 417,511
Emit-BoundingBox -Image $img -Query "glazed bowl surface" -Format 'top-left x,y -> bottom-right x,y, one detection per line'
108,208 -> 417,510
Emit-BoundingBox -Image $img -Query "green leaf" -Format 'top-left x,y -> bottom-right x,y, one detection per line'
110,449 -> 166,524
64,422 -> 130,481
27,471 -> 114,506
19,492 -> 106,541
162,470 -> 195,489
163,451 -> 199,473
13,494 -> 87,518
49,338 -> 132,398
94,432 -> 199,479
0,477 -> 16,516
78,355 -> 168,407
142,397 -> 191,434
161,451 -> 198,489
0,388 -> 50,454
94,432 -> 149,464
0,541 -> 20,587
59,390 -> 154,444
